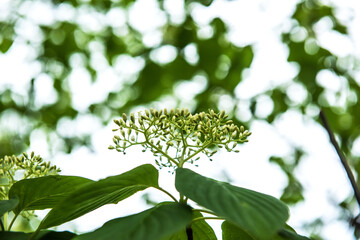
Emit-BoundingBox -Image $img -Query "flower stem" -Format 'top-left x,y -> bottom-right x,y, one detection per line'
153,186 -> 178,202
192,216 -> 224,222
8,214 -> 18,231
193,209 -> 217,216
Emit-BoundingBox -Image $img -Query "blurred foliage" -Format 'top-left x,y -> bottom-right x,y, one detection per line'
1,0 -> 360,238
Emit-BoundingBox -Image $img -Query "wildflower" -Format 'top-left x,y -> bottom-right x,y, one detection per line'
109,108 -> 251,169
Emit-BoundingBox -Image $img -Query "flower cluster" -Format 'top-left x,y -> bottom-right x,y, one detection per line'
0,152 -> 61,201
109,108 -> 251,169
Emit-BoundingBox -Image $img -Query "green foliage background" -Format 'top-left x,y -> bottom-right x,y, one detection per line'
1,0 -> 360,238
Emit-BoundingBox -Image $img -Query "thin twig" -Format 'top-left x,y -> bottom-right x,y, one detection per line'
319,110 -> 360,208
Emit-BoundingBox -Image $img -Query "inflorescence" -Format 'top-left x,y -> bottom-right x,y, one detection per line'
0,152 -> 61,201
109,108 -> 251,169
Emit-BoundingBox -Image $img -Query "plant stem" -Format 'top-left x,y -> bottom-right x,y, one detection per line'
180,141 -> 211,166
319,110 -> 360,208
193,209 -> 217,216
146,137 -> 179,166
153,186 -> 178,202
8,214 -> 18,231
186,226 -> 193,240
192,216 -> 224,222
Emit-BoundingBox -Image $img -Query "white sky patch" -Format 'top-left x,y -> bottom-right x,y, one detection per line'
128,0 -> 166,34
23,1 -> 56,26
0,43 -> 40,95
29,128 -> 51,157
164,0 -> 186,24
106,7 -> 126,28
55,3 -> 76,22
76,5 -> 106,33
182,43 -> 199,65
218,94 -> 235,113
174,74 -> 207,101
316,69 -> 343,92
113,55 -> 145,80
235,41 -> 299,99
254,95 -> 274,118
150,45 -> 178,65
286,82 -> 308,105
34,73 -> 58,107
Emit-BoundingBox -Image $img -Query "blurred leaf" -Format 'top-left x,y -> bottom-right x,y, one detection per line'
38,164 -> 159,229
175,168 -> 289,240
0,198 -> 19,217
0,37 -> 13,53
74,203 -> 192,240
9,176 -> 93,215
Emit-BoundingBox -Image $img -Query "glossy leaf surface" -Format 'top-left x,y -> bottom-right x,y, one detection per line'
74,203 -> 192,240
38,164 -> 159,229
9,176 -> 93,215
175,168 -> 289,240
222,221 -> 255,240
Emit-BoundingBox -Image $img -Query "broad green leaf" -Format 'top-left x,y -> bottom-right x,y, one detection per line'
222,222 -> 310,240
175,168 -> 289,240
276,229 -> 311,240
0,231 -> 28,240
9,176 -> 93,215
34,230 -> 77,240
191,211 -> 217,240
222,221 -> 255,240
74,203 -> 192,240
0,198 -> 19,217
167,210 -> 217,240
0,230 -> 77,240
38,164 -> 159,229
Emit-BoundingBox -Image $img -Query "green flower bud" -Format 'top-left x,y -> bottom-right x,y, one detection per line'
122,113 -> 127,122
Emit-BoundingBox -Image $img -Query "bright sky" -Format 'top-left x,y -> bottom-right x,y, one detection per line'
1,0 -> 360,239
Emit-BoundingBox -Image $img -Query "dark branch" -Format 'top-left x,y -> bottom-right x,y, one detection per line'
319,110 -> 360,208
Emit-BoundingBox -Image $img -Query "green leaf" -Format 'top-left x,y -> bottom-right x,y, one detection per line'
0,38 -> 14,53
38,164 -> 159,229
73,203 -> 192,240
167,210 -> 217,240
191,211 -> 217,240
222,221 -> 255,240
9,176 -> 93,215
0,230 -> 77,240
276,229 -> 311,240
222,222 -> 311,240
34,230 -> 77,240
0,231 -> 28,240
175,168 -> 289,240
0,198 -> 19,217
